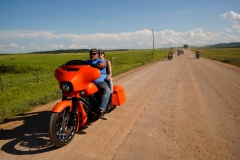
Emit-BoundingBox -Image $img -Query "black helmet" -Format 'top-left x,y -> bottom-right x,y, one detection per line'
98,49 -> 104,54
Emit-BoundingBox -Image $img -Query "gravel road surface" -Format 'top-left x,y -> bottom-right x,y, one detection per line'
1,50 -> 240,160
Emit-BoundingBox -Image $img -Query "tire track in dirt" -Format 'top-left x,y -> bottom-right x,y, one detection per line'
113,51 -> 240,160
188,54 -> 240,159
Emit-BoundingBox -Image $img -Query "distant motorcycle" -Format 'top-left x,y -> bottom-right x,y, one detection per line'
177,48 -> 183,56
196,51 -> 201,59
168,52 -> 173,60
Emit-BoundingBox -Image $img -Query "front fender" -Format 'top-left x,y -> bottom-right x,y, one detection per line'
52,100 -> 72,112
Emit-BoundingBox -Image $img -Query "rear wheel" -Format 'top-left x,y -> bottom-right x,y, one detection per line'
48,107 -> 77,147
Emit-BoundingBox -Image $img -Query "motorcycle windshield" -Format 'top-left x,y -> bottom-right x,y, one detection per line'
64,60 -> 89,65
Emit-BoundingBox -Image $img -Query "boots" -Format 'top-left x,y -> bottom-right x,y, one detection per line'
99,109 -> 108,120
107,93 -> 114,112
108,93 -> 113,106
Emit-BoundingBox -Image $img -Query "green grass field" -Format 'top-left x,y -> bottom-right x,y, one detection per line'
191,48 -> 240,67
0,49 -> 168,122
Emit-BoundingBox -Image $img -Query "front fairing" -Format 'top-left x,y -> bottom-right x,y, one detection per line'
55,60 -> 101,97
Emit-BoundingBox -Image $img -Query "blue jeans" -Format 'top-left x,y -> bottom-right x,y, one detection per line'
106,78 -> 113,93
94,81 -> 111,111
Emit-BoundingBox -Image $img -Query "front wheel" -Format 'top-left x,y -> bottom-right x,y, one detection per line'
48,107 -> 77,147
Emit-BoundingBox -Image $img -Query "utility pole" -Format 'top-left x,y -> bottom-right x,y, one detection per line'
152,29 -> 154,57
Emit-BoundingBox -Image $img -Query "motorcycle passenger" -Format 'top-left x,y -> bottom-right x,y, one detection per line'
98,49 -> 113,107
85,48 -> 110,120
168,51 -> 173,59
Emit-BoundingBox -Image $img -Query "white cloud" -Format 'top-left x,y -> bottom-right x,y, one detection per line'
0,44 -> 7,51
46,44 -> 65,49
224,28 -> 231,32
137,42 -> 144,45
10,43 -> 19,47
220,11 -> 240,32
0,28 -> 240,53
30,43 -> 41,49
232,22 -> 240,32
220,11 -> 240,22
0,43 -> 25,53
224,34 -> 240,41
69,43 -> 88,49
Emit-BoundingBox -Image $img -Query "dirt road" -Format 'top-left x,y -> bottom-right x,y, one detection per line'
1,50 -> 240,160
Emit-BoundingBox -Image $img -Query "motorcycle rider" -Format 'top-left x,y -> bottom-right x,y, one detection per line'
168,51 -> 173,59
98,49 -> 113,108
196,50 -> 201,58
85,48 -> 110,120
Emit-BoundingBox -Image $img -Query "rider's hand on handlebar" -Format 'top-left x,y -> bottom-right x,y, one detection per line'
98,62 -> 106,69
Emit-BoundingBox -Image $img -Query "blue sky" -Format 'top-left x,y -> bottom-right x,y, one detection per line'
0,0 -> 240,53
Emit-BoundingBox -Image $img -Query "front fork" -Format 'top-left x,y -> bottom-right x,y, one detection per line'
69,98 -> 79,126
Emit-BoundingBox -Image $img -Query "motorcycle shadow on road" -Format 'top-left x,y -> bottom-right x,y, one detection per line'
0,110 -> 87,155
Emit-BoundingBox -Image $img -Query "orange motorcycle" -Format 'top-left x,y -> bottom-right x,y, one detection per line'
48,60 -> 126,147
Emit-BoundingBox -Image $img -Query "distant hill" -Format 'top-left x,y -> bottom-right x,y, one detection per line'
28,42 -> 240,54
30,49 -> 90,54
30,49 -> 130,54
203,42 -> 240,48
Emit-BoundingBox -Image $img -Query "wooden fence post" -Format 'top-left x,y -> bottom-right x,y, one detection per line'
36,69 -> 40,82
111,57 -> 117,66
0,75 -> 3,91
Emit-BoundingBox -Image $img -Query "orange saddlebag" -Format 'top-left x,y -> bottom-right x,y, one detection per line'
112,85 -> 126,106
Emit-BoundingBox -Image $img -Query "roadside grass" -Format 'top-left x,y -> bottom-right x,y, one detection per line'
0,49 -> 167,122
191,48 -> 240,67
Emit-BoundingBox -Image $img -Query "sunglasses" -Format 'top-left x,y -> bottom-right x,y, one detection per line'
90,53 -> 97,55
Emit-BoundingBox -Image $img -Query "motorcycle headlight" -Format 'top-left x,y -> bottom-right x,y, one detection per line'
61,82 -> 73,93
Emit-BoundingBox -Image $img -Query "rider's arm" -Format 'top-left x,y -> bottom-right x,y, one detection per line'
107,60 -> 112,77
105,60 -> 112,80
98,61 -> 106,69
97,59 -> 106,69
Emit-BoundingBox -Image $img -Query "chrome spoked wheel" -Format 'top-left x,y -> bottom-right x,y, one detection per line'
48,107 -> 77,147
